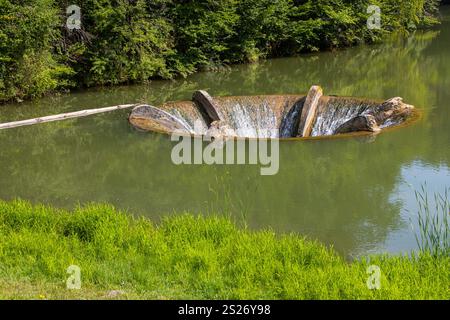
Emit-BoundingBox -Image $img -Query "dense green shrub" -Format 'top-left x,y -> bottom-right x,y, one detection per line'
167,0 -> 240,71
0,0 -> 443,103
63,0 -> 174,86
0,0 -> 73,101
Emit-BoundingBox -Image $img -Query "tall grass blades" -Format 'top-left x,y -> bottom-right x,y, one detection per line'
414,185 -> 449,256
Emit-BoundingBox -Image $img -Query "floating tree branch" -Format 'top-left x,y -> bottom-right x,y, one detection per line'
0,104 -> 138,130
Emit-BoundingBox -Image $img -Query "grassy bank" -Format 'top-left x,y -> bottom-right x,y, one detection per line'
0,200 -> 448,300
0,0 -> 442,103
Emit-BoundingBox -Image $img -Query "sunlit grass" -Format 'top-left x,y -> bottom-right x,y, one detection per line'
413,185 -> 449,257
0,200 -> 448,300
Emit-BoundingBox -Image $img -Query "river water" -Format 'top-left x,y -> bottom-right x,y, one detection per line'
1,7 -> 449,258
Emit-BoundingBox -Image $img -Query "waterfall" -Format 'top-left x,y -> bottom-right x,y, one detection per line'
225,100 -> 278,138
279,98 -> 305,138
129,91 -> 414,139
228,103 -> 259,138
253,101 -> 278,139
311,98 -> 375,137
170,109 -> 208,134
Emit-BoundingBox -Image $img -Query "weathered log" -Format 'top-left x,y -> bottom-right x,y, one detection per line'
128,104 -> 192,134
334,115 -> 381,134
373,97 -> 414,127
192,90 -> 223,125
297,85 -> 323,137
0,104 -> 137,130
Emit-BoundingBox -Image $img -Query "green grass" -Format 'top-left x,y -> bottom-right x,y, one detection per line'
0,200 -> 448,300
413,186 -> 449,256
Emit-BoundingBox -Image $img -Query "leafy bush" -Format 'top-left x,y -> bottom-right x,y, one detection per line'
0,0 -> 72,101
0,0 -> 443,103
66,0 -> 174,86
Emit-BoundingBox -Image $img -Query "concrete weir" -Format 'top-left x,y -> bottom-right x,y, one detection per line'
128,86 -> 416,139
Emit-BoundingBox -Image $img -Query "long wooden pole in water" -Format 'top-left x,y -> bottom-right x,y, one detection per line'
0,104 -> 138,130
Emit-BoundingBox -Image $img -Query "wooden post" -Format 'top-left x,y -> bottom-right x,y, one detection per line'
0,104 -> 138,130
192,90 -> 223,125
297,85 -> 323,137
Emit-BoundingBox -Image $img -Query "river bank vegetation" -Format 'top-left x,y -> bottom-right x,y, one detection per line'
0,200 -> 448,299
0,0 -> 443,103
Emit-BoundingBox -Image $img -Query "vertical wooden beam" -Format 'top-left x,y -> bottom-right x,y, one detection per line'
297,85 -> 323,137
192,90 -> 223,125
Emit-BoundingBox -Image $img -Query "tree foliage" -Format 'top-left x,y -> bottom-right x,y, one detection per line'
0,0 -> 442,103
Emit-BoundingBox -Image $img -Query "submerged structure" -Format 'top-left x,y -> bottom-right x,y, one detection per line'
128,86 -> 416,139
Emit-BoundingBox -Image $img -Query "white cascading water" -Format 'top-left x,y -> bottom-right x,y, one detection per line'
227,101 -> 278,138
143,95 -> 407,139
279,99 -> 304,138
170,109 -> 208,134
311,99 -> 373,136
